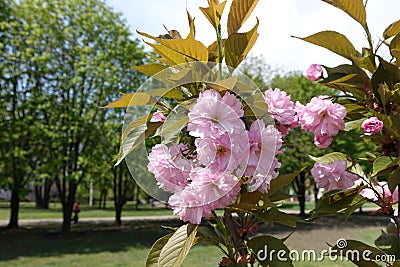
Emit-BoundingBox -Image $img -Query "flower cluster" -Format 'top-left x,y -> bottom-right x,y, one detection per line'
296,96 -> 346,148
148,89 -> 282,224
361,117 -> 383,136
263,88 -> 347,148
147,87 -> 351,224
310,160 -> 360,191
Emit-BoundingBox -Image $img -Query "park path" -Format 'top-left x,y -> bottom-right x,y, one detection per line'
0,207 -> 380,227
0,215 -> 179,227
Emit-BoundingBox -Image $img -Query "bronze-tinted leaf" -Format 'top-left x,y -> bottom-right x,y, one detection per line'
383,19 -> 400,39
102,93 -> 156,108
351,48 -> 376,73
138,31 -> 209,64
227,0 -> 259,35
199,1 -> 227,29
134,64 -> 168,77
322,0 -> 366,27
390,33 -> 400,64
186,11 -> 196,39
225,18 -> 259,69
294,30 -> 359,60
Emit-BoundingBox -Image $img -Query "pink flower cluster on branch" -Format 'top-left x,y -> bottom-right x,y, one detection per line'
296,96 -> 346,148
311,160 -> 360,191
361,117 -> 383,136
148,83 -> 349,224
306,64 -> 323,81
147,89 -> 282,224
263,88 -> 296,135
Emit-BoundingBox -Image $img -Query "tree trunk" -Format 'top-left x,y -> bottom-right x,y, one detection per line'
294,171 -> 306,217
98,190 -> 103,209
61,181 -> 77,233
7,188 -> 19,229
113,165 -> 126,225
313,183 -> 319,207
115,204 -> 122,225
35,178 -> 52,209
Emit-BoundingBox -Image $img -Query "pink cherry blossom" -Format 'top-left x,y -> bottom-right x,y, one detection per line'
245,120 -> 282,193
147,144 -> 192,193
263,88 -> 296,133
296,96 -> 346,148
361,117 -> 383,136
169,168 -> 240,224
195,130 -> 249,173
360,182 -> 399,204
188,89 -> 244,139
306,64 -> 323,81
150,110 -> 166,122
311,160 -> 360,191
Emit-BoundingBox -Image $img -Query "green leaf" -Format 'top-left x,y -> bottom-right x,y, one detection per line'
116,120 -> 162,165
309,152 -> 347,164
330,240 -> 387,266
227,0 -> 259,35
343,194 -> 368,221
388,168 -> 400,193
256,208 -> 303,227
383,19 -> 400,39
248,235 -> 294,267
267,168 -> 307,196
322,0 -> 366,27
371,58 -> 400,101
375,230 -> 400,258
160,106 -> 189,145
371,156 -> 398,177
197,226 -> 221,246
103,93 -> 157,108
225,18 -> 259,69
294,31 -> 359,60
344,118 -> 365,131
146,233 -> 173,267
228,191 -> 275,212
377,114 -> 400,139
311,184 -> 367,217
158,224 -> 199,267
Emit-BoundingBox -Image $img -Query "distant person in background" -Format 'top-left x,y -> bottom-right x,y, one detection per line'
72,202 -> 80,223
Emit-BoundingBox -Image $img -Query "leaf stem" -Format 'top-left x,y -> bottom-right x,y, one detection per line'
364,24 -> 376,69
212,210 -> 234,259
216,23 -> 223,78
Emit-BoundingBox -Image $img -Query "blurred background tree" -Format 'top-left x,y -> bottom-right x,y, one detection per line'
0,0 -> 146,231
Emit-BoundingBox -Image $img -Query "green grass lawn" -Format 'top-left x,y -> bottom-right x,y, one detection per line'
0,200 -> 380,221
0,214 -> 390,267
0,201 -> 174,220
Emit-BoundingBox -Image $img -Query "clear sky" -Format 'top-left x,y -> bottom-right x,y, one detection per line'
105,0 -> 399,73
